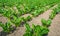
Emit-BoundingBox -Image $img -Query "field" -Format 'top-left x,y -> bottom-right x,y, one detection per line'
0,0 -> 60,36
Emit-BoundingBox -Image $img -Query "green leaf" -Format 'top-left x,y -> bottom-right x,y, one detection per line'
25,23 -> 31,32
23,32 -> 32,36
41,27 -> 49,35
41,18 -> 47,26
0,22 -> 13,33
26,16 -> 32,21
0,22 -> 4,27
49,11 -> 56,19
47,19 -> 52,26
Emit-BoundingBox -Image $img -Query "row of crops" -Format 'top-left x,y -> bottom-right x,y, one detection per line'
0,0 -> 60,36
23,5 -> 60,36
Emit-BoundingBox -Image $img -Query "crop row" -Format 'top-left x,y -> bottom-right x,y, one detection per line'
23,4 -> 60,36
0,0 -> 60,36
49,4 -> 60,19
23,18 -> 52,36
0,0 -> 60,15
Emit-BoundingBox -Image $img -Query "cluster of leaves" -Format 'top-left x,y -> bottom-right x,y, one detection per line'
0,0 -> 60,17
10,15 -> 32,27
41,19 -> 52,27
15,0 -> 60,16
49,4 -> 60,19
0,0 -> 60,34
0,0 -> 22,7
0,0 -> 59,7
16,6 -> 31,16
0,22 -> 13,33
30,2 -> 57,17
31,8 -> 44,17
25,16 -> 32,21
0,8 -> 14,18
0,7 -> 32,27
54,4 -> 60,14
49,10 -> 57,19
10,15 -> 20,27
23,23 -> 49,36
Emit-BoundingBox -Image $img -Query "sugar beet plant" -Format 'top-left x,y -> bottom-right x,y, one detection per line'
53,4 -> 60,14
10,16 -> 25,27
10,16 -> 21,27
10,15 -> 32,27
49,6 -> 60,20
23,23 -> 49,36
15,0 -> 60,16
25,16 -> 32,21
24,18 -> 52,36
0,0 -> 60,35
41,18 -> 52,27
0,8 -> 14,18
31,8 -> 44,17
49,11 -> 57,19
0,22 -> 13,33
49,4 -> 60,19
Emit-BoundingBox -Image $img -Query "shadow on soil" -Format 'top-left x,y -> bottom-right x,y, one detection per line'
0,31 -> 9,36
0,27 -> 16,36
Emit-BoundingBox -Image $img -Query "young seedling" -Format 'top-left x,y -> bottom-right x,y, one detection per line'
0,8 -> 4,14
26,16 -> 32,21
41,18 -> 52,27
31,10 -> 39,17
47,19 -> 52,26
41,18 -> 47,25
14,18 -> 21,27
23,23 -> 49,36
1,8 -> 13,18
23,23 -> 33,36
0,22 -> 13,33
10,15 -> 17,23
49,11 -> 56,19
21,17 -> 27,23
53,6 -> 60,14
24,23 -> 32,32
